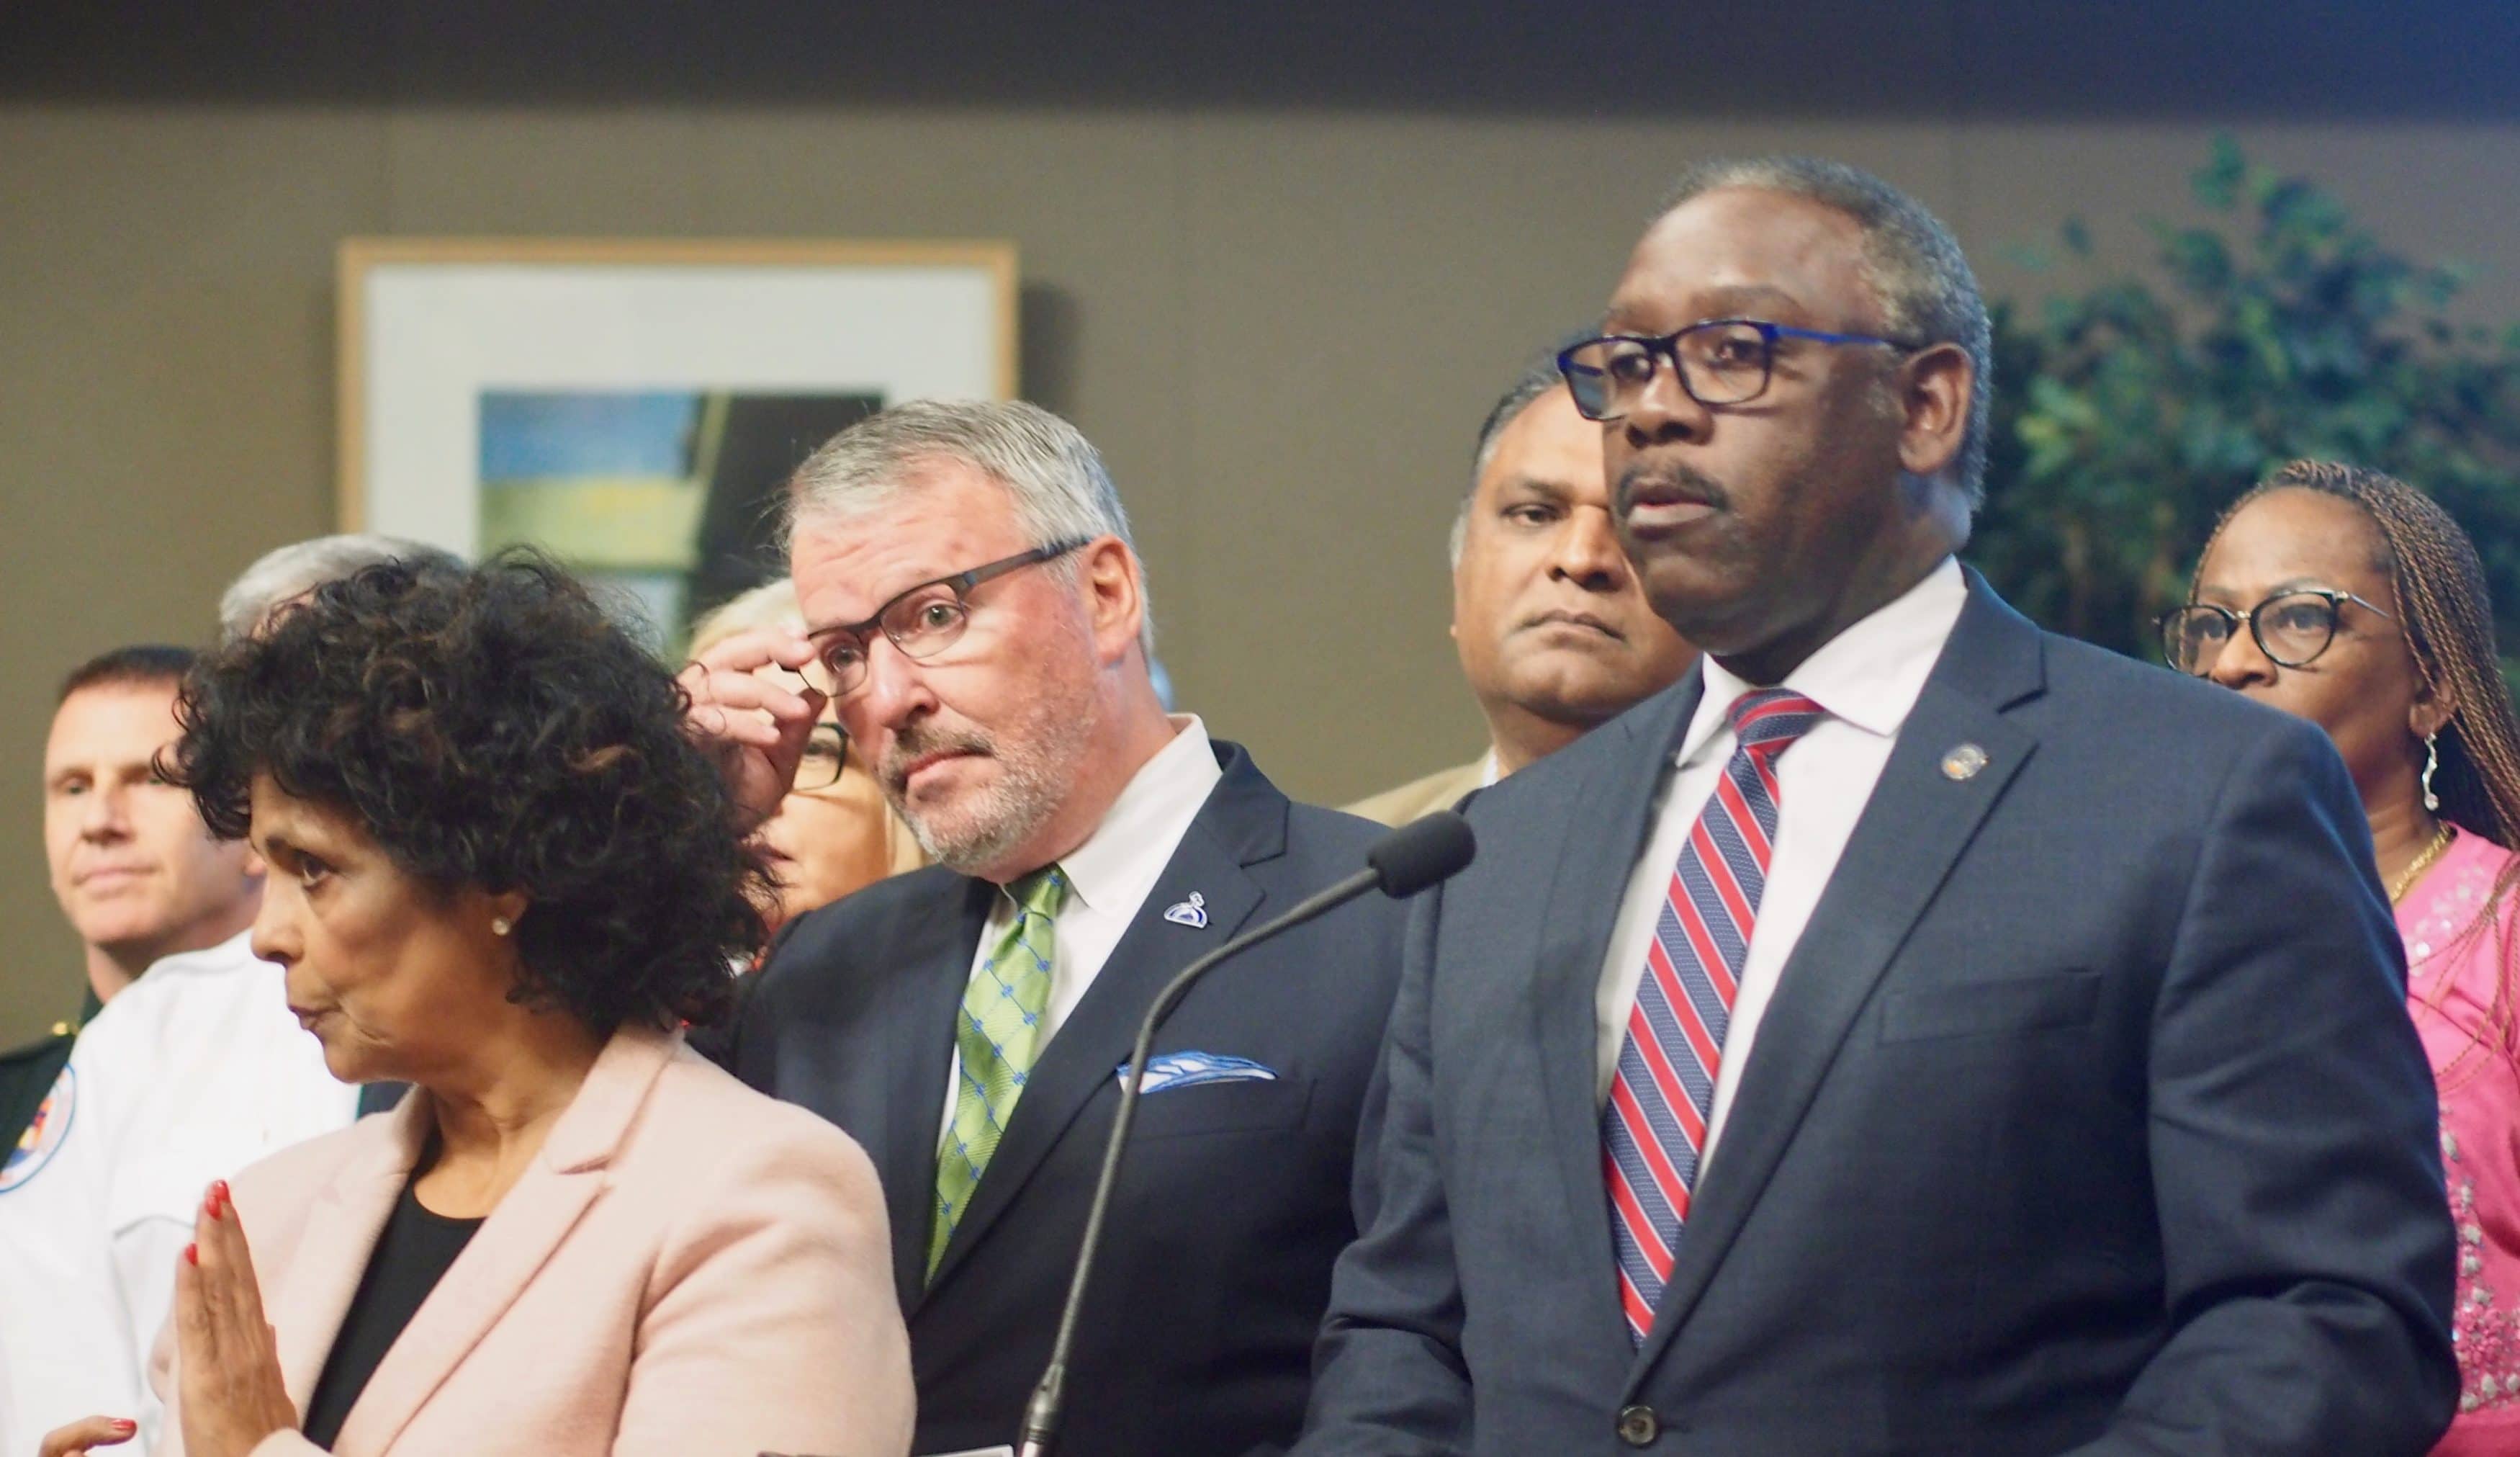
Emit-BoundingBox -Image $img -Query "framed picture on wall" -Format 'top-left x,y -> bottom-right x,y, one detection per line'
337,237 -> 1018,651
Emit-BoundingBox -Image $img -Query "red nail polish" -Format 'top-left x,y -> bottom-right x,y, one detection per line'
184,1242 -> 197,1265
111,1419 -> 136,1433
212,1179 -> 230,1209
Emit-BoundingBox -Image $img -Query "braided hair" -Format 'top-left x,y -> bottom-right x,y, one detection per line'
2196,459 -> 2520,851
2196,462 -> 2520,1077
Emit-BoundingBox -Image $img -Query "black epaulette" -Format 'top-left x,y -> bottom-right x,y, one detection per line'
0,1021 -> 78,1158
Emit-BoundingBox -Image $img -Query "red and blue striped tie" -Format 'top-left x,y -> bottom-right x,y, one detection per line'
1603,687 -> 1824,1345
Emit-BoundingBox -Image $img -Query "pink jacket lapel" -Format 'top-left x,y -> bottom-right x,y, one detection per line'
330,1026 -> 680,1454
266,1097 -> 429,1410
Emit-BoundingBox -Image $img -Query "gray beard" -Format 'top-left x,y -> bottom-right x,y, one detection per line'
881,703 -> 1097,875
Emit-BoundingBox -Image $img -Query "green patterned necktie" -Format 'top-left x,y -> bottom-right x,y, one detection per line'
930,864 -> 1068,1278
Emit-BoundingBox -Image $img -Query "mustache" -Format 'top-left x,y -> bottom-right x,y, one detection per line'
879,723 -> 995,794
1615,462 -> 1731,516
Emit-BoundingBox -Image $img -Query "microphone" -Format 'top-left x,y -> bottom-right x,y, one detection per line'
1014,812 -> 1476,1457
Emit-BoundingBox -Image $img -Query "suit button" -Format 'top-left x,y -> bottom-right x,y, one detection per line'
1617,1404 -> 1660,1446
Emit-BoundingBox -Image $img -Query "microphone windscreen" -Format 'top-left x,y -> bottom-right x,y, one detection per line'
1367,811 -> 1477,897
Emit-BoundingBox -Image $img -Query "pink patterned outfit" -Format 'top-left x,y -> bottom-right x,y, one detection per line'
2399,828 -> 2520,1454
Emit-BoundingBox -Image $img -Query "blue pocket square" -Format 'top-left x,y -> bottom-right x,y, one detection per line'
1115,1052 -> 1279,1093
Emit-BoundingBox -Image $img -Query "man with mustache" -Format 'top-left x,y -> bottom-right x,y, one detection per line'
1296,156 -> 2455,1454
1351,348 -> 1695,825
690,399 -> 1408,1456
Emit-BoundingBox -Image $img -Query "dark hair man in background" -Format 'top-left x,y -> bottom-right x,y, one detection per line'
1298,156 -> 2456,1455
2,647 -> 261,1161
688,399 -> 1408,1456
1351,347 -> 1696,825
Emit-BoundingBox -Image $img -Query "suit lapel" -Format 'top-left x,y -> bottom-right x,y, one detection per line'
922,744 -> 1278,1298
883,876 -> 996,1312
1532,676 -> 1704,1304
333,1027 -> 677,1453
266,1105 -> 427,1409
1629,574 -> 2046,1385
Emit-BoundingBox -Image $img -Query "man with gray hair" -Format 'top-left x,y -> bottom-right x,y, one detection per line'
217,532 -> 464,642
1297,157 -> 2454,1453
1349,344 -> 1693,825
688,398 -> 1410,1456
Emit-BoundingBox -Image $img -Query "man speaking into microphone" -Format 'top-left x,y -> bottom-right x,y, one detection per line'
691,400 -> 1412,1457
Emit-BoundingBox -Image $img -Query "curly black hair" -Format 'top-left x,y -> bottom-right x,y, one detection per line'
166,551 -> 769,1031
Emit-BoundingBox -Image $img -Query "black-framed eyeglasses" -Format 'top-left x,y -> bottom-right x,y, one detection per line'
793,722 -> 850,793
800,537 -> 1092,698
1557,318 -> 1924,421
2158,588 -> 2395,676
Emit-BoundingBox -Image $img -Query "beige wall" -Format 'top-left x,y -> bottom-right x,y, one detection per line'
6,98 -> 2519,1041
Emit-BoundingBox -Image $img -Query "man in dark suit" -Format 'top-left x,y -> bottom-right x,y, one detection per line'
1295,157 -> 2459,1456
689,400 -> 1406,1456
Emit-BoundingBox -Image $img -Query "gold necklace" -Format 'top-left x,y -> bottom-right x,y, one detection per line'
2389,822 -> 2457,905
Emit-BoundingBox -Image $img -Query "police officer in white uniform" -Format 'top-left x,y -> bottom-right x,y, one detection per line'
3,933 -> 358,1453
0,637 -> 374,1454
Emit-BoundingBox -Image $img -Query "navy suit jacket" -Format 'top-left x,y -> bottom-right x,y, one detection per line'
1297,575 -> 2459,1456
721,740 -> 1406,1456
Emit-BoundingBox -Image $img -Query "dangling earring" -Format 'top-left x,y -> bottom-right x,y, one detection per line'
2422,732 -> 2442,814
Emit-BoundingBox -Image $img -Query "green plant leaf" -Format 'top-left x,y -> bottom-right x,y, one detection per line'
2194,134 -> 2246,210
1978,139 -> 2520,663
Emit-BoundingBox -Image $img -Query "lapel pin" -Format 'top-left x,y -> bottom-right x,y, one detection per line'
1164,892 -> 1210,929
1940,743 -> 1989,781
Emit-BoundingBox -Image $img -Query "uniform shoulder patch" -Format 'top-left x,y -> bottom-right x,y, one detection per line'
0,1065 -> 75,1193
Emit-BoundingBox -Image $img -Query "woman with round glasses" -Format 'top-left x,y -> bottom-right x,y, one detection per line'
2172,459 -> 2520,1449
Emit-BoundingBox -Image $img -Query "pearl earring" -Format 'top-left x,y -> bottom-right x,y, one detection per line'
2423,732 -> 2442,814
491,916 -> 513,937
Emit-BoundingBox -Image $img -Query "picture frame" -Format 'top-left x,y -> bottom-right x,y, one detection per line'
336,237 -> 1018,647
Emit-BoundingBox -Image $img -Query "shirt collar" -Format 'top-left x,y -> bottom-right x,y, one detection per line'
142,928 -> 264,977
1679,557 -> 1968,764
1040,714 -> 1221,918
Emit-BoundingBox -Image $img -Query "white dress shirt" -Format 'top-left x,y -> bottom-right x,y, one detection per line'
939,714 -> 1223,1141
0,931 -> 359,1455
1594,558 -> 1967,1176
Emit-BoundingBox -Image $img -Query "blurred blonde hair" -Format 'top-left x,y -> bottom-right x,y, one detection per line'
688,578 -> 805,659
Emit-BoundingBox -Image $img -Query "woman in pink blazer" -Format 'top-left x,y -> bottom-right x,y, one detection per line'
43,555 -> 913,1457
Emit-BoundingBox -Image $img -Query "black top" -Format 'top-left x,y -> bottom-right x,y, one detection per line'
299,1167 -> 482,1446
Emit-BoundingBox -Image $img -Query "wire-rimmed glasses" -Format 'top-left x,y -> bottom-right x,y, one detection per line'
2158,588 -> 2395,676
798,538 -> 1091,699
1556,318 -> 1922,421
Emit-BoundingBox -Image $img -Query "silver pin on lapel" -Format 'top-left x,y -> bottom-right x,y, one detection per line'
1940,743 -> 1989,781
1164,892 -> 1210,928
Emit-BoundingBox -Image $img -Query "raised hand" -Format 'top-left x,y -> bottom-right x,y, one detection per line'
175,1180 -> 298,1457
677,627 -> 828,828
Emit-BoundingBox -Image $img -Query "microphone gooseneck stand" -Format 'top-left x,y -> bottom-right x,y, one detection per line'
1014,812 -> 1476,1457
